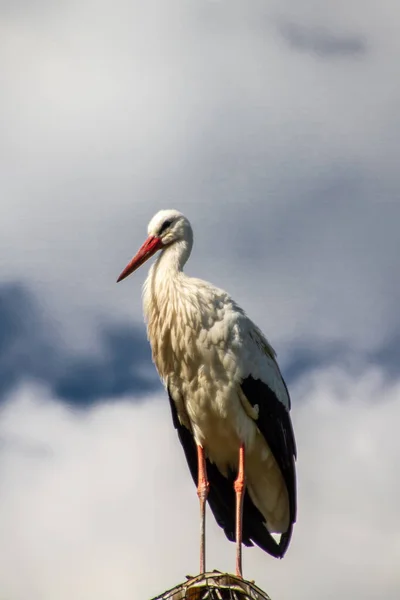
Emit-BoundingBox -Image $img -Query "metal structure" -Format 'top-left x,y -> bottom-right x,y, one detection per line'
151,571 -> 272,600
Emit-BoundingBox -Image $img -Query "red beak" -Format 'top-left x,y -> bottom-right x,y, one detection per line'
116,236 -> 163,283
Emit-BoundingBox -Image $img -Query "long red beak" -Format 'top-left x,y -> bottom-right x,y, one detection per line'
116,236 -> 163,283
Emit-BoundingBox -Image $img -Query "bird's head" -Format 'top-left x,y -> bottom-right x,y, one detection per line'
116,209 -> 192,283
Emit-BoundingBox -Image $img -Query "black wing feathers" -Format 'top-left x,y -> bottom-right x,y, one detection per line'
241,375 -> 297,554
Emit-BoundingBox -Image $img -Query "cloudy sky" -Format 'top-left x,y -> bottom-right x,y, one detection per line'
1,1 -> 399,598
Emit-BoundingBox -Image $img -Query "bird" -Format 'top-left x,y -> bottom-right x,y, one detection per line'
117,209 -> 296,578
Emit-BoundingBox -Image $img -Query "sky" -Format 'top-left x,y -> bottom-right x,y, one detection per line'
0,1 -> 399,598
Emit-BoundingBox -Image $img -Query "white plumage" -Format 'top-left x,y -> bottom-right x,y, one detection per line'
117,209 -> 296,576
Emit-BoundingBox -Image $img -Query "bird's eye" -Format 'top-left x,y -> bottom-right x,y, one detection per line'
158,219 -> 174,235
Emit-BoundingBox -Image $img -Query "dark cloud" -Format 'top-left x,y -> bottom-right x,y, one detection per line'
284,335 -> 400,391
284,344 -> 344,383
370,334 -> 400,381
3,280 -> 398,415
1,280 -> 398,410
0,283 -> 160,405
54,324 -> 159,403
278,21 -> 368,58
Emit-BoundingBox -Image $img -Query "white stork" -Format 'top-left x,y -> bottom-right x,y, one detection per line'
117,209 -> 296,577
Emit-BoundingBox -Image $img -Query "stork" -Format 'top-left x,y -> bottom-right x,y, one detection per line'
117,209 -> 296,577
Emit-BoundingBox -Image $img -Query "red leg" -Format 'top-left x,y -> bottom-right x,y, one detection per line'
234,443 -> 246,578
197,445 -> 209,574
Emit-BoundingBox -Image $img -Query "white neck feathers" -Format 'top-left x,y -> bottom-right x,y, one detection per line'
142,238 -> 195,380
142,238 -> 193,323
154,238 -> 192,278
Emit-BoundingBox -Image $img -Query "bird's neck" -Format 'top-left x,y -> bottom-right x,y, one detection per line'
143,239 -> 192,351
143,239 -> 192,318
152,239 -> 192,282
143,239 -> 195,381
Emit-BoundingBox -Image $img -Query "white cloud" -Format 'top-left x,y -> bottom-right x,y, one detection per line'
0,368 -> 399,599
0,387 -> 199,599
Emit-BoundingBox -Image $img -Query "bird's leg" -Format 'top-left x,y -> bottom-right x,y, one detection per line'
234,443 -> 246,578
196,444 -> 209,574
